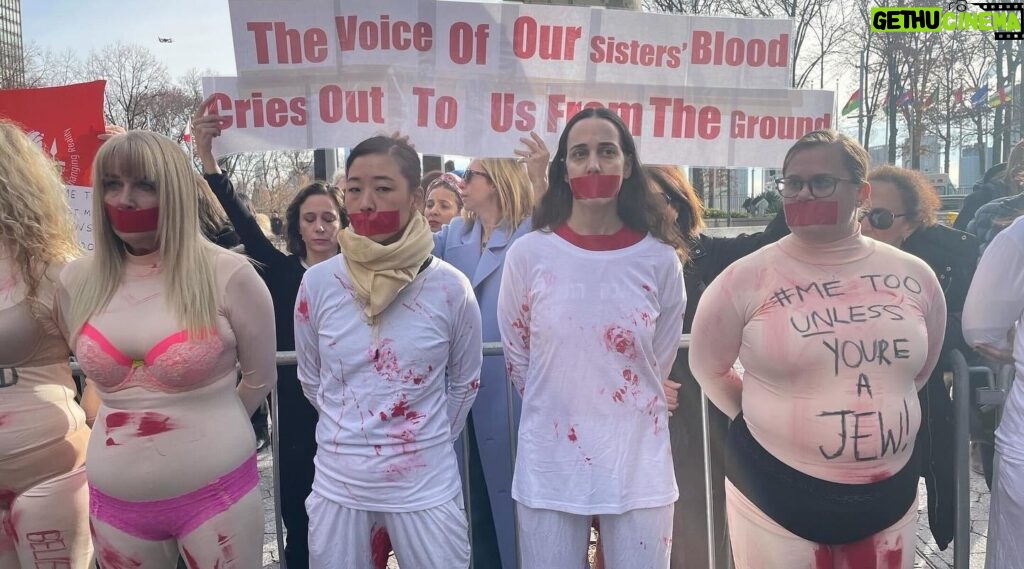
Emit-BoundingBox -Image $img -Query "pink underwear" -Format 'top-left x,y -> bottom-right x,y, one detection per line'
89,454 -> 257,541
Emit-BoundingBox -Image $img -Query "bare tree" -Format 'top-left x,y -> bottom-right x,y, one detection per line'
22,43 -> 81,88
81,43 -> 171,130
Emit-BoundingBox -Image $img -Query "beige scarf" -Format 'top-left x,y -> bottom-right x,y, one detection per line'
337,212 -> 434,323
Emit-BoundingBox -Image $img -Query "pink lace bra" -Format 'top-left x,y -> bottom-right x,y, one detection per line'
76,323 -> 226,393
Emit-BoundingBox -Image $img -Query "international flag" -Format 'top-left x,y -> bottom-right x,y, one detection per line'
989,86 -> 1012,107
954,87 -> 964,105
971,85 -> 990,108
182,121 -> 192,145
923,87 -> 939,109
895,90 -> 914,107
842,89 -> 862,116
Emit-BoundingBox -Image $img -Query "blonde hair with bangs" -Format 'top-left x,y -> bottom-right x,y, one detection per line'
463,158 -> 533,231
0,121 -> 80,302
67,130 -> 233,337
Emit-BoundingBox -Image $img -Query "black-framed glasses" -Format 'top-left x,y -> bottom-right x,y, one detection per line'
464,168 -> 491,184
858,207 -> 907,230
774,175 -> 856,198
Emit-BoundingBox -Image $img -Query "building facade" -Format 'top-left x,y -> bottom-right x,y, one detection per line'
0,0 -> 23,89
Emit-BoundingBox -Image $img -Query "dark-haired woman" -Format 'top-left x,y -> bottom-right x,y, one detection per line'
498,108 -> 686,568
647,165 -> 789,569
193,104 -> 347,569
296,135 -> 480,568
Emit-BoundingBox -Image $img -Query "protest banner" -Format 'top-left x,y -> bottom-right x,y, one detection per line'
212,0 -> 830,167
203,75 -> 833,167
0,81 -> 105,251
228,0 -> 793,89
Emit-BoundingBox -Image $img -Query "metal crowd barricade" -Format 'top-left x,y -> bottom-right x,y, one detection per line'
72,336 -> 998,569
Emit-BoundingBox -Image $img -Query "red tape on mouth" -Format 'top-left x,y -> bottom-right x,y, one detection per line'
569,175 -> 622,199
349,211 -> 401,236
784,201 -> 839,226
105,204 -> 159,233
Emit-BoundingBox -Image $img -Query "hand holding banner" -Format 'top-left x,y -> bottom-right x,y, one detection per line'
0,80 -> 106,250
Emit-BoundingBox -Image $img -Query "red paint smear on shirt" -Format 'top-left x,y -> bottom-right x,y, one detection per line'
567,426 -> 578,442
405,410 -> 423,424
136,412 -> 176,436
602,325 -> 637,359
390,399 -> 411,419
378,411 -> 388,422
370,524 -> 392,569
105,412 -> 132,429
642,284 -> 652,292
105,437 -> 120,447
296,296 -> 310,322
374,445 -> 382,456
470,379 -> 480,390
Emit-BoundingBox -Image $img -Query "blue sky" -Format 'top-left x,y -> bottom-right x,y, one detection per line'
22,0 -> 239,78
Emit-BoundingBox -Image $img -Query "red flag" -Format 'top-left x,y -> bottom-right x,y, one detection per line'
0,81 -> 106,187
183,121 -> 192,144
954,87 -> 964,105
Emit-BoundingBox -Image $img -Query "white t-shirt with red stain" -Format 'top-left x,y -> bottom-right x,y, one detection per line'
295,256 -> 482,512
689,233 -> 946,484
498,229 -> 686,515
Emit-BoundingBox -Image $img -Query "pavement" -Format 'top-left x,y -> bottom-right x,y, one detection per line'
256,445 -> 991,569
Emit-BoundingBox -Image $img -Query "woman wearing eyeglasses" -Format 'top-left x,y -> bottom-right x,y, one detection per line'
431,140 -> 547,569
690,131 -> 946,568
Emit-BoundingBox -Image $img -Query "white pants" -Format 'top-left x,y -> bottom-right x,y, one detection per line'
987,450 -> 1024,569
306,492 -> 469,569
516,502 -> 674,569
725,480 -> 917,569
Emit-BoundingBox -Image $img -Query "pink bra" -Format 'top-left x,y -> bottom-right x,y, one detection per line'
76,323 -> 225,393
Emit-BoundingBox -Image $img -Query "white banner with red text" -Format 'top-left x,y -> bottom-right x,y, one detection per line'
228,0 -> 793,89
203,75 -> 833,168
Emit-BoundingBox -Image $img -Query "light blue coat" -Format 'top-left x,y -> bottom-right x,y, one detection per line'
434,215 -> 531,569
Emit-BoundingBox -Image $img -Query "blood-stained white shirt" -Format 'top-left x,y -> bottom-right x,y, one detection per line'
963,216 -> 1024,460
295,256 -> 482,512
497,231 -> 685,514
689,233 -> 946,484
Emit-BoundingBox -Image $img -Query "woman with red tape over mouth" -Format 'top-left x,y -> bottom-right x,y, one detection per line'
497,107 -> 687,568
295,135 -> 481,568
56,130 -> 277,568
689,130 -> 947,568
0,121 -> 93,569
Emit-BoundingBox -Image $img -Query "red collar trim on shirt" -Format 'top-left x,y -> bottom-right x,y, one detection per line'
553,224 -> 645,251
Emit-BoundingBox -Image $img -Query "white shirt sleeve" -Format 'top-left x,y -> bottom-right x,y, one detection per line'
294,277 -> 322,413
445,279 -> 483,441
963,226 -> 1024,351
916,276 -> 947,391
497,243 -> 530,397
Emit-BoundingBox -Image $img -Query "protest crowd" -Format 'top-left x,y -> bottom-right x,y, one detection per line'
2,1 -> 1024,569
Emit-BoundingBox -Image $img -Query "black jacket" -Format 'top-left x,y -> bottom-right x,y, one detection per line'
901,223 -> 980,550
683,211 -> 790,332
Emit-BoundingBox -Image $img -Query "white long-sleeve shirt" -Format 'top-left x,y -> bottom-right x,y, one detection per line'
497,231 -> 685,514
295,256 -> 482,512
964,216 -> 1024,459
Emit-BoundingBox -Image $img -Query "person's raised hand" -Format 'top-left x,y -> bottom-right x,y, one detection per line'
98,124 -> 127,141
192,95 -> 229,174
515,132 -> 549,198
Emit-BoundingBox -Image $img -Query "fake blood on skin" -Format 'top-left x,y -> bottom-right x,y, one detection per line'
104,411 -> 177,446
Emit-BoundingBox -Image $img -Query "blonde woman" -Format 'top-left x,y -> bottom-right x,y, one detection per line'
432,155 -> 539,569
56,131 -> 276,568
0,121 -> 91,569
